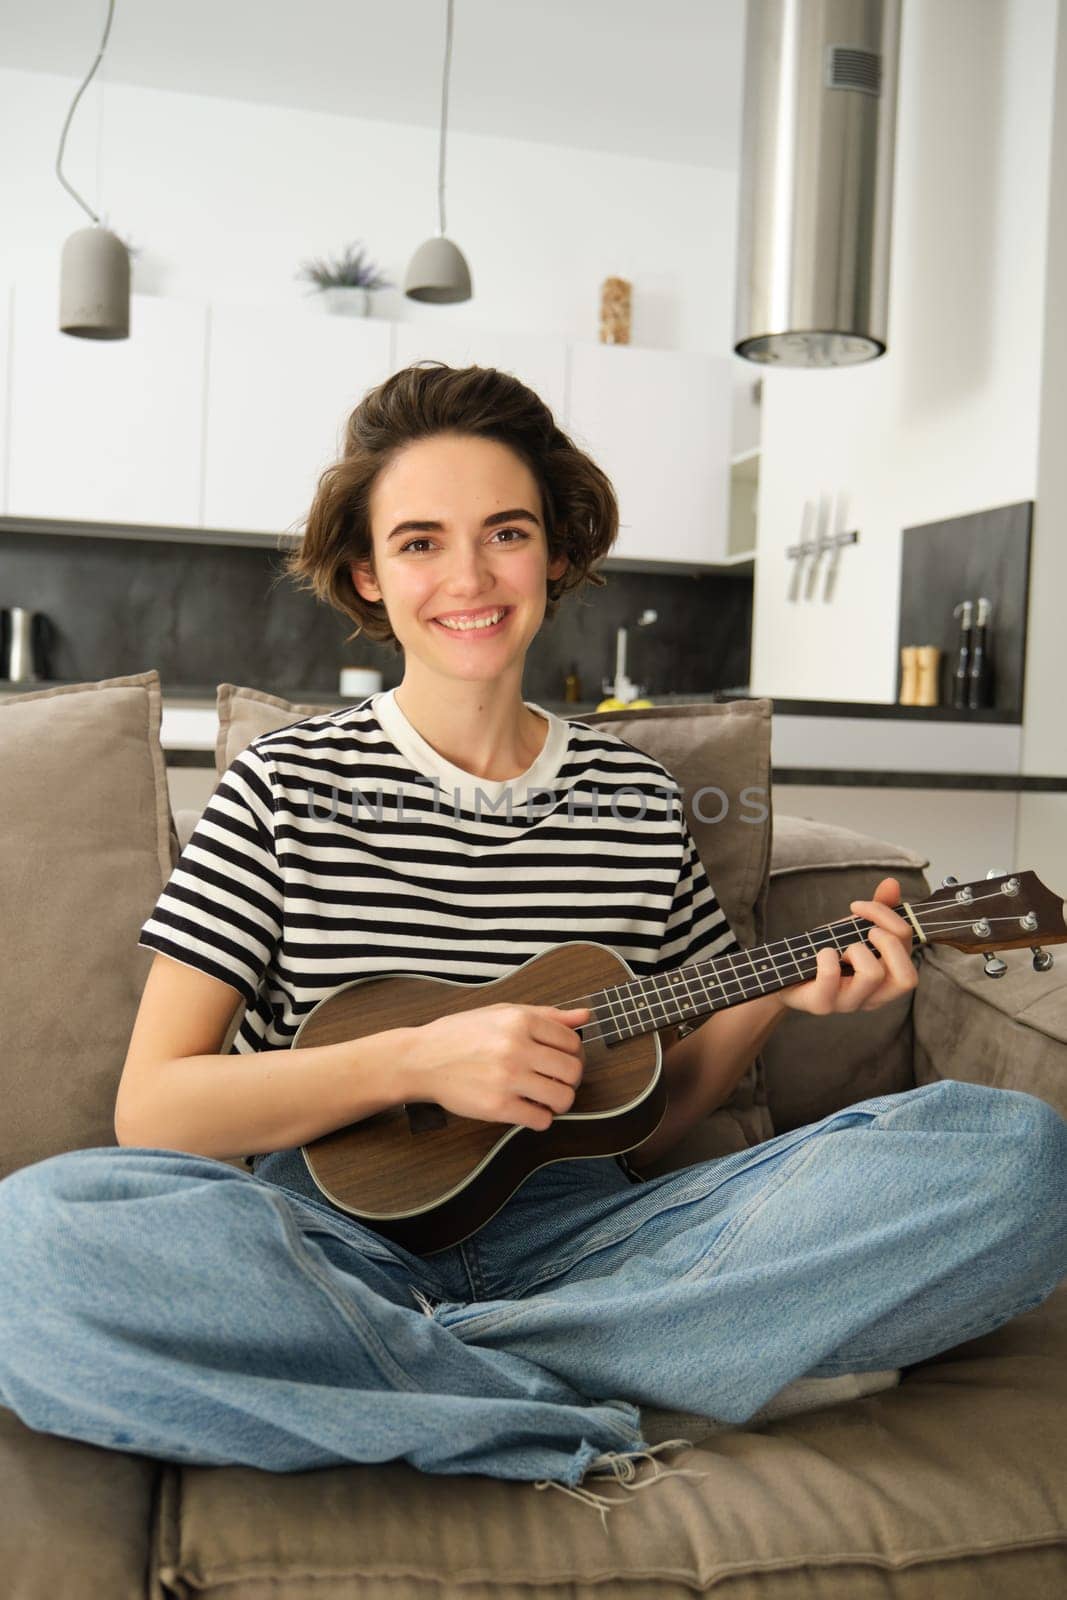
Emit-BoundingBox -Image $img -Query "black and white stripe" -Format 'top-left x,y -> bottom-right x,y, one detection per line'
139,700 -> 740,1055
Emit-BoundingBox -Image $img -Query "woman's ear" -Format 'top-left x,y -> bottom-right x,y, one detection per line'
546,551 -> 569,583
349,558 -> 382,604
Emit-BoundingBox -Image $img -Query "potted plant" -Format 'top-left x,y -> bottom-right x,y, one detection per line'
295,241 -> 394,316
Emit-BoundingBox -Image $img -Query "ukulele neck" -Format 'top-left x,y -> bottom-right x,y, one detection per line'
583,909 -> 894,1041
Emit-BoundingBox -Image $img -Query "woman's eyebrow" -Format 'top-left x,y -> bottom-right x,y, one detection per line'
387,508 -> 542,542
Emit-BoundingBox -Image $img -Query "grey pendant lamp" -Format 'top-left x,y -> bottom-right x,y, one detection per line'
57,0 -> 131,339
404,0 -> 472,303
734,0 -> 902,368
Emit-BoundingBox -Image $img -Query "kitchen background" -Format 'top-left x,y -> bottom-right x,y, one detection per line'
1,0 -> 1066,892
0,528 -> 753,707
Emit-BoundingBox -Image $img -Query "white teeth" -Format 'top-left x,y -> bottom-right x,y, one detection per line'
436,608 -> 507,631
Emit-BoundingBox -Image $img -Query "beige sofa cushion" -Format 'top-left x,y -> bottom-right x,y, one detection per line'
158,1284 -> 1067,1599
0,1406 -> 159,1600
759,814 -> 931,1133
577,701 -> 775,1162
215,682 -> 339,780
215,688 -> 776,1159
914,943 -> 1067,1120
0,671 -> 173,1177
576,700 -> 773,953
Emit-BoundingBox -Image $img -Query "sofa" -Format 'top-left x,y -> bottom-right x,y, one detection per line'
2,668 -> 1066,1600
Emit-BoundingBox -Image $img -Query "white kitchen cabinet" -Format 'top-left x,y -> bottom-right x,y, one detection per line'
392,325 -> 569,436
566,343 -> 733,565
6,281 -> 206,527
1,284 -> 739,569
202,305 -> 395,535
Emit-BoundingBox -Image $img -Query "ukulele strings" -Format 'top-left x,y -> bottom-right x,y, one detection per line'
561,908 -> 1046,1048
882,885 -> 1030,916
563,889 -> 1040,1023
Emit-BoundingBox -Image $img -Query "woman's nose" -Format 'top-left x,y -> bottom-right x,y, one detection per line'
442,542 -> 494,590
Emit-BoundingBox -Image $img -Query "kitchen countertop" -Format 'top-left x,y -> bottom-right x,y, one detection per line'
716,694 -> 1017,723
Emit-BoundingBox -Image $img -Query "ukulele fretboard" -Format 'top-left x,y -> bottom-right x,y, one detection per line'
581,913 -> 886,1043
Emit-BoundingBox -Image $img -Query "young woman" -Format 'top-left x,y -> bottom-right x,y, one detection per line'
1,364 -> 1063,1511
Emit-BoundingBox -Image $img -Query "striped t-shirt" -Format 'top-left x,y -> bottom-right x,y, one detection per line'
138,689 -> 741,1055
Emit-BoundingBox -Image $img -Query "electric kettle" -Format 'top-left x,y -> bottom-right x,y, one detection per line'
0,608 -> 53,683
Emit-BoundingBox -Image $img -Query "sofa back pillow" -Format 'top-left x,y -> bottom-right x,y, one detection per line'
0,671 -> 174,1177
577,701 -> 772,952
761,813 -> 930,1131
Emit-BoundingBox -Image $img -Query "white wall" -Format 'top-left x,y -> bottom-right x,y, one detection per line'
1024,0 -> 1067,778
0,65 -> 742,362
750,0 -> 1060,708
1016,0 -> 1067,892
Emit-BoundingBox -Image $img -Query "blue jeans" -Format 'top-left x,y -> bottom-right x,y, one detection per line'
0,1080 -> 1064,1494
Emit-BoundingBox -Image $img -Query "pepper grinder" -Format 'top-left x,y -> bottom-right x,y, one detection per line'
967,597 -> 995,709
951,600 -> 974,711
899,646 -> 919,706
915,645 -> 942,707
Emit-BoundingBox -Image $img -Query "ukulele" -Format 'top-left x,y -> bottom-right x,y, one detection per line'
290,870 -> 1066,1255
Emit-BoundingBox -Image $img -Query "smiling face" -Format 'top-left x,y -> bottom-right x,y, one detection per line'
350,432 -> 569,687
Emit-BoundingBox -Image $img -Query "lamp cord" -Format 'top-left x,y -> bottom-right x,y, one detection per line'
436,0 -> 455,237
56,0 -> 117,224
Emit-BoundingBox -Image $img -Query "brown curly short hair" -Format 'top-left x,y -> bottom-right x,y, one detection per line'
280,361 -> 619,652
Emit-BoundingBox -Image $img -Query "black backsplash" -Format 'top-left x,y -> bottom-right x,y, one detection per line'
0,531 -> 752,704
897,501 -> 1032,717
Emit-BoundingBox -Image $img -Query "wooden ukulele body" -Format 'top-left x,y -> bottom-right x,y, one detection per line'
293,941 -> 675,1255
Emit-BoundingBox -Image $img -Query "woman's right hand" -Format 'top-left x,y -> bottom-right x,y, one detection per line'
405,1003 -> 591,1130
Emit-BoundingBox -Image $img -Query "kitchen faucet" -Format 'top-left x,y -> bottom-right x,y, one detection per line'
607,609 -> 657,704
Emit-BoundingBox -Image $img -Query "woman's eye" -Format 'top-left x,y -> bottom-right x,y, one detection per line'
399,528 -> 530,554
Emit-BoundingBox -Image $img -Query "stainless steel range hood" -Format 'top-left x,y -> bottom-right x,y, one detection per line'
734,0 -> 903,368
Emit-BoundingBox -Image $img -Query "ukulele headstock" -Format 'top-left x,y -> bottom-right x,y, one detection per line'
914,869 -> 1066,970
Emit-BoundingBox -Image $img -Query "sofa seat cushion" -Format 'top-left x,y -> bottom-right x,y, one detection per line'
156,1286 -> 1067,1600
759,814 -> 931,1134
914,944 -> 1067,1120
0,1406 -> 160,1600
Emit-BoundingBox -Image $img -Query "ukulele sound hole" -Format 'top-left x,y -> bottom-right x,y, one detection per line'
405,1101 -> 448,1134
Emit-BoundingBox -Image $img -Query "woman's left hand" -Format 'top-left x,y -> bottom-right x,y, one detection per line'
775,876 -> 919,1016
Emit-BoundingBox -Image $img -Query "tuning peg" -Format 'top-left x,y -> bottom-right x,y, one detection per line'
940,875 -> 959,887
985,867 -> 1008,879
1032,947 -> 1055,973
983,954 -> 1008,978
